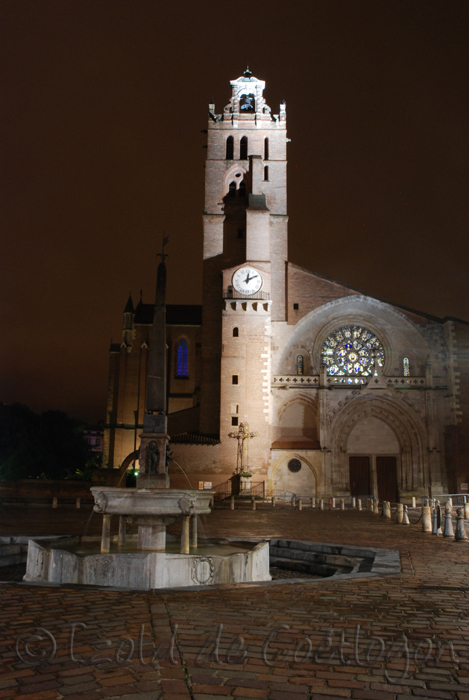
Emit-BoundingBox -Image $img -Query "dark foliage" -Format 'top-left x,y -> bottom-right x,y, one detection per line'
0,403 -> 91,480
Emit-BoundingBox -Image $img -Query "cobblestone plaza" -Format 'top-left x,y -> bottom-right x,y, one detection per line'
1,506 -> 469,699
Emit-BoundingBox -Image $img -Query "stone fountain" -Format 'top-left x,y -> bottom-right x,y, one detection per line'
24,239 -> 270,590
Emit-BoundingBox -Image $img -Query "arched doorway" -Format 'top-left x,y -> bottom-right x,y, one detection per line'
330,396 -> 428,500
347,417 -> 399,501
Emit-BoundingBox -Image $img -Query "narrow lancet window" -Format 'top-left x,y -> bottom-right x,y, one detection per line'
264,137 -> 269,160
240,136 -> 248,160
297,355 -> 304,375
176,339 -> 188,377
226,136 -> 234,160
403,357 -> 410,377
264,166 -> 269,181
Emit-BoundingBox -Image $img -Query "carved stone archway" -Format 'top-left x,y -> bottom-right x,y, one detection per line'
328,394 -> 429,498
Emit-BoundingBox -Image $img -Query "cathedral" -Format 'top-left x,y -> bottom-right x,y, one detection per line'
103,71 -> 469,502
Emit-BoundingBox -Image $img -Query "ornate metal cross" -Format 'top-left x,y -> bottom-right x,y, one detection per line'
228,422 -> 258,474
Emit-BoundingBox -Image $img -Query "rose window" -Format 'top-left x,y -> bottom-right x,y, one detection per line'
321,326 -> 384,376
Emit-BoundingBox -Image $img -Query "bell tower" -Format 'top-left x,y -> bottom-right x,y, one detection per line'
200,70 -> 288,439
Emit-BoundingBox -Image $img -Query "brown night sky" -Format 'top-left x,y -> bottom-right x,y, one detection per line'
1,1 -> 469,424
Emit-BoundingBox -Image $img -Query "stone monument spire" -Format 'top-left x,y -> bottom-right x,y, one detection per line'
137,235 -> 170,488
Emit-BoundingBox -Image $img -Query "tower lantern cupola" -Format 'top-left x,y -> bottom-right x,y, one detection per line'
222,70 -> 279,120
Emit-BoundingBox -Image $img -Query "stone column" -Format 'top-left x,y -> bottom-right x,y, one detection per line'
118,515 -> 126,546
181,515 -> 190,554
136,516 -> 174,551
190,515 -> 198,547
101,515 -> 111,553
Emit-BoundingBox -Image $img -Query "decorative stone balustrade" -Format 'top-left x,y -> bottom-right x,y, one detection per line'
272,375 -> 429,388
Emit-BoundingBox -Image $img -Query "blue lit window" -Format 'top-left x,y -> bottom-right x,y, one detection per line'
176,339 -> 188,377
297,355 -> 304,375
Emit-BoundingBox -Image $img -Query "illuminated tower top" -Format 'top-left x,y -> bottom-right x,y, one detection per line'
208,68 -> 286,123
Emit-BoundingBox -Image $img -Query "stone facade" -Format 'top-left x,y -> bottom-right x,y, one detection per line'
103,72 -> 469,502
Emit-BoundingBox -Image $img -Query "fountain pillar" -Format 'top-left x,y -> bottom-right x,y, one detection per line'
101,515 -> 112,553
118,515 -> 126,546
137,516 -> 174,550
181,516 -> 190,554
190,515 -> 198,547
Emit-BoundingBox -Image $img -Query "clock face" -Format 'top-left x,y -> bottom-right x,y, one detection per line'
232,266 -> 263,295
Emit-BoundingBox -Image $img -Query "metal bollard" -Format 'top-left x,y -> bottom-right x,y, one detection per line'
251,497 -> 256,511
455,508 -> 468,541
443,503 -> 454,538
422,505 -> 432,533
340,498 -> 345,510
412,496 -> 416,508
52,496 -> 58,509
319,498 -> 324,511
385,501 -> 392,519
298,498 -> 302,511
397,503 -> 404,523
230,496 -> 235,510
402,505 -> 410,525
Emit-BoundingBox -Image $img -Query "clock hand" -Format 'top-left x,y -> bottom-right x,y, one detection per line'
246,273 -> 258,283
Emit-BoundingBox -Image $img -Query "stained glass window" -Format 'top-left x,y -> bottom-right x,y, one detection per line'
176,339 -> 188,377
321,326 -> 384,377
403,357 -> 410,377
296,355 -> 304,375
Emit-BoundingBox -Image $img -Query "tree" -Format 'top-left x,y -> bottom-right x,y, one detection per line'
0,403 -> 90,480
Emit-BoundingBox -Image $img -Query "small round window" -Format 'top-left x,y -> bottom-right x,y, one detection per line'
288,458 -> 302,473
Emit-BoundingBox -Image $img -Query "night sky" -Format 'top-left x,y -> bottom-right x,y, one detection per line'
2,1 -> 469,424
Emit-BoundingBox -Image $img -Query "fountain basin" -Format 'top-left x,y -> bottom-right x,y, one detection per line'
90,487 -> 213,517
23,537 -> 271,590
